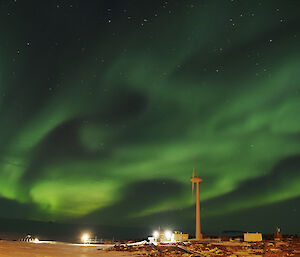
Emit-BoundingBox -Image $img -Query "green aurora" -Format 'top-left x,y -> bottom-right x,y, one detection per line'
0,0 -> 299,235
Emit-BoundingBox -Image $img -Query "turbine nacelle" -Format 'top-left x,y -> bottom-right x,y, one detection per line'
190,177 -> 203,183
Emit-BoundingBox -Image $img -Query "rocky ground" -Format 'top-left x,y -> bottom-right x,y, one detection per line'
108,238 -> 300,257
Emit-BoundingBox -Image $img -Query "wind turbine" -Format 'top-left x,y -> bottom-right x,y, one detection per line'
190,162 -> 203,240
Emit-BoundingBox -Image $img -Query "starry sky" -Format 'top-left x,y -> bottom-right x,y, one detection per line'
0,0 -> 300,237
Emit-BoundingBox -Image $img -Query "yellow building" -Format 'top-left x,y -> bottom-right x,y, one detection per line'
244,232 -> 262,242
173,231 -> 189,242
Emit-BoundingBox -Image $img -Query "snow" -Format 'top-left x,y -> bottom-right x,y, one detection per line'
0,240 -> 136,257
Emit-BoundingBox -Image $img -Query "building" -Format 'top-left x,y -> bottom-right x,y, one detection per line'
244,232 -> 262,242
173,231 -> 189,242
148,230 -> 189,244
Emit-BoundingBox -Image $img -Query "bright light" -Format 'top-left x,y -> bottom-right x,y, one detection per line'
153,231 -> 159,238
34,238 -> 39,243
164,230 -> 172,240
81,233 -> 90,243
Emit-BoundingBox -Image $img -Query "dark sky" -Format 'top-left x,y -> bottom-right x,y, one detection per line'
0,0 -> 299,236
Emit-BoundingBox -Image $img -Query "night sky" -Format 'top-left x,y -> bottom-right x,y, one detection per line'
0,0 -> 299,237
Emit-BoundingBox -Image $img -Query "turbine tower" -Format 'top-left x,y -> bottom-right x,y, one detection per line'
190,162 -> 203,240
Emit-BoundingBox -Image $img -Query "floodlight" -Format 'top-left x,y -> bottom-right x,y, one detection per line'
81,233 -> 90,243
165,230 -> 172,240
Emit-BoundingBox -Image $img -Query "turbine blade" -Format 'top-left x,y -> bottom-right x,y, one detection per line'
193,161 -> 195,178
192,182 -> 194,195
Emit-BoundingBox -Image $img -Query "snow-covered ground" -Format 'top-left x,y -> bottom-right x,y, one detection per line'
0,240 -> 136,257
